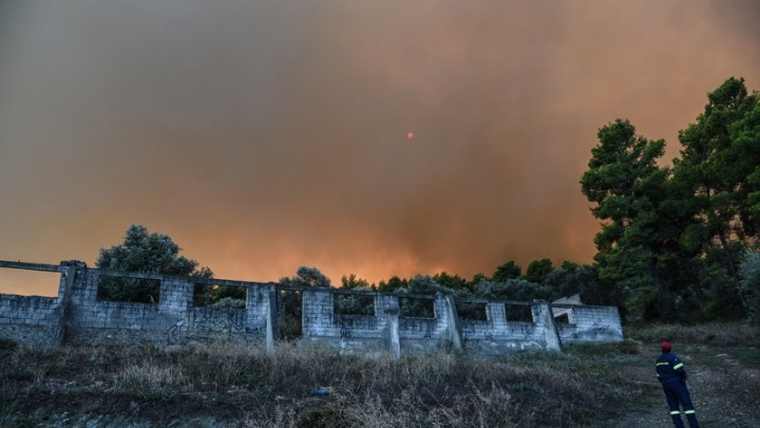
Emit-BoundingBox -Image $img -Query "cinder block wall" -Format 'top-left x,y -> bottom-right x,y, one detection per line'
0,294 -> 64,347
65,269 -> 274,346
457,302 -> 562,354
553,304 -> 624,344
398,295 -> 452,353
302,289 -> 392,352
0,262 -> 624,354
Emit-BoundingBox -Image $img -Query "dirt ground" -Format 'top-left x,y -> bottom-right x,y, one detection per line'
598,342 -> 760,427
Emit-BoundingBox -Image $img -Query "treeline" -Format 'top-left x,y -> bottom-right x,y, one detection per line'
335,259 -> 610,305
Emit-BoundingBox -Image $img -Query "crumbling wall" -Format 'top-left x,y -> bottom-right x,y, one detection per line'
0,263 -> 68,348
0,294 -> 64,347
458,302 -> 561,354
553,304 -> 624,344
65,269 -> 274,346
65,270 -> 192,345
0,260 -> 624,355
301,289 -> 394,353
398,295 -> 452,353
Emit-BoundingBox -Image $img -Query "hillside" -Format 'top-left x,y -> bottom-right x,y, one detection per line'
1,323 -> 758,427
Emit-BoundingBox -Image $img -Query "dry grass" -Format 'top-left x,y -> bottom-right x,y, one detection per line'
0,325 -> 741,427
0,340 -> 648,427
628,322 -> 760,346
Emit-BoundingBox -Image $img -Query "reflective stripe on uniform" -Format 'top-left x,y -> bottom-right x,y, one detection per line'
670,411 -> 681,415
673,363 -> 684,370
684,410 -> 695,415
656,362 -> 669,366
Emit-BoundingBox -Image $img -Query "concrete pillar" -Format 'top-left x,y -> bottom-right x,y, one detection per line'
159,278 -> 193,314
440,293 -> 463,352
265,286 -> 277,354
534,302 -> 561,351
383,296 -> 401,360
56,263 -> 81,345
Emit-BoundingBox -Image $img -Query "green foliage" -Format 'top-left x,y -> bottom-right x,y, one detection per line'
340,274 -> 373,289
277,290 -> 303,340
376,276 -> 408,293
492,261 -> 521,282
433,272 -> 470,292
279,266 -> 331,288
398,296 -> 435,318
334,293 -> 375,316
525,258 -> 554,283
96,225 -> 212,304
193,284 -> 247,307
578,77 -> 760,323
338,273 -> 375,316
474,278 -> 551,302
581,119 -> 671,320
394,275 -> 442,317
277,266 -> 332,339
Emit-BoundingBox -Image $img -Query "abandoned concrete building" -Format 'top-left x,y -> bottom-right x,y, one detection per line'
0,259 -> 623,357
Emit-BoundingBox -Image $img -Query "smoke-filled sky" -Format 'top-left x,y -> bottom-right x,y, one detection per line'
1,0 -> 759,295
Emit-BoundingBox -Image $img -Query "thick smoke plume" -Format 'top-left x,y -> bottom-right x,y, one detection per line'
0,0 -> 758,294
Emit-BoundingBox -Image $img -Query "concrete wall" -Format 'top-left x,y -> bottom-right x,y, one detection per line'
459,303 -> 562,354
552,304 -> 624,344
0,261 -> 623,355
0,294 -> 64,348
65,268 -> 274,346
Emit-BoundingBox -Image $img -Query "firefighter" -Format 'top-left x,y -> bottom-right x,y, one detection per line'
656,338 -> 700,428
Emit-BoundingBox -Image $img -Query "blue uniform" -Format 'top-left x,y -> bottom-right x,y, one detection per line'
656,352 -> 699,428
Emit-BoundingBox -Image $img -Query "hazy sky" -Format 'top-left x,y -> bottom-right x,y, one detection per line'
1,0 -> 759,295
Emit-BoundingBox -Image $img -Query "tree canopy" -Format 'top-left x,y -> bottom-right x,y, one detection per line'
581,77 -> 760,322
96,225 -> 213,303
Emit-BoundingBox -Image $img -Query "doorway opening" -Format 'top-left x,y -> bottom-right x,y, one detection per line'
277,289 -> 303,340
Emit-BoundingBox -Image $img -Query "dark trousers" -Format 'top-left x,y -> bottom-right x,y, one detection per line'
662,380 -> 699,428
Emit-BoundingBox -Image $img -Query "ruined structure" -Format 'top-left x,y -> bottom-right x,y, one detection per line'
0,260 -> 623,356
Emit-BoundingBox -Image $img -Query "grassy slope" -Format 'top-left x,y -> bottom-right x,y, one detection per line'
0,324 -> 757,427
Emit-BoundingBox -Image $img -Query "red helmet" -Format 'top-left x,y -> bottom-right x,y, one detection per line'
660,338 -> 672,353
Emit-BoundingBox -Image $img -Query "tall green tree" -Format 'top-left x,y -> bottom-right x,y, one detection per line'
580,120 -> 675,320
669,78 -> 760,319
582,78 -> 760,322
674,77 -> 760,247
